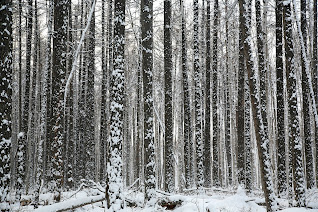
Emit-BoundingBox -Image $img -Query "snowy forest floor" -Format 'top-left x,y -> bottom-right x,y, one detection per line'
9,186 -> 318,212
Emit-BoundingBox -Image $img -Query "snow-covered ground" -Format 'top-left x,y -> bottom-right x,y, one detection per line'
9,187 -> 318,212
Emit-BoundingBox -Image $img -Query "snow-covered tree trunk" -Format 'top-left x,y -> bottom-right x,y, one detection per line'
0,1 -> 12,210
180,0 -> 192,189
52,0 -> 69,201
237,0 -> 246,187
276,0 -> 287,196
193,0 -> 203,189
283,1 -> 306,207
300,0 -> 314,189
35,0 -> 53,206
313,0 -> 318,187
239,0 -> 277,210
86,0 -> 95,181
212,0 -> 219,187
164,0 -> 174,193
141,0 -> 156,204
224,1 -> 232,186
100,0 -> 107,183
244,73 -> 251,192
106,0 -> 125,210
204,0 -> 212,188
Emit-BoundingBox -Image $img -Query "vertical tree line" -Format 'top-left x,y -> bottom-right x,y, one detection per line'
1,0 -> 318,211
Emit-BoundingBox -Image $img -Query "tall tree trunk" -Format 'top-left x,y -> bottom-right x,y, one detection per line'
204,0 -> 212,187
0,1 -> 12,209
224,1 -> 232,187
300,0 -> 314,189
276,0 -> 287,196
193,0 -> 203,188
313,0 -> 318,188
283,1 -> 306,207
52,0 -> 69,201
181,0 -> 193,189
237,0 -> 245,187
212,0 -> 219,187
164,0 -> 174,193
141,0 -> 156,203
106,0 -> 125,210
100,0 -> 106,183
239,0 -> 277,210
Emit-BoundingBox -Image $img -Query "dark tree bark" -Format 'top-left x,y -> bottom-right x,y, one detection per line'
100,0 -> 106,183
52,0 -> 69,201
244,74 -> 251,192
300,0 -> 314,189
164,0 -> 174,193
224,1 -> 232,187
204,0 -> 212,187
106,0 -> 125,209
283,1 -> 306,206
180,0 -> 192,189
314,0 -> 318,188
141,0 -> 156,203
239,0 -> 277,210
212,0 -> 219,187
193,0 -> 203,188
0,1 -> 12,209
276,0 -> 287,196
237,0 -> 245,186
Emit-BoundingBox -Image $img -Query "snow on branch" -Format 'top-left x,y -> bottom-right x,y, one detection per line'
63,0 -> 96,111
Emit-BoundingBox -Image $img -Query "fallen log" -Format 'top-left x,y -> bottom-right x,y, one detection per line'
158,199 -> 183,210
34,195 -> 105,212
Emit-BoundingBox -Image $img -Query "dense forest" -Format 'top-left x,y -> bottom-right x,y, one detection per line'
0,0 -> 318,211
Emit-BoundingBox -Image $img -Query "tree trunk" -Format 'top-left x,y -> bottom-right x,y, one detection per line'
276,0 -> 287,196
52,0 -> 69,201
239,0 -> 277,210
283,1 -> 306,207
141,0 -> 156,203
212,0 -> 219,187
106,0 -> 125,210
164,0 -> 174,193
0,1 -> 12,209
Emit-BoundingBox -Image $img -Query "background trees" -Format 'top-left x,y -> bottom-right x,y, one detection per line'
2,0 -> 318,210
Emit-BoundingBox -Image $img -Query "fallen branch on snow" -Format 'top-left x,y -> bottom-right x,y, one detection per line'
34,195 -> 105,212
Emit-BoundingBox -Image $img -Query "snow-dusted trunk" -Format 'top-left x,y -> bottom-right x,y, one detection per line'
164,0 -> 174,193
224,1 -> 232,186
0,1 -> 12,209
106,0 -> 125,210
204,0 -> 212,187
244,73 -> 252,192
86,0 -> 95,181
52,0 -> 69,201
237,0 -> 245,187
283,1 -> 306,207
35,0 -> 52,206
141,0 -> 156,203
276,0 -> 287,196
100,0 -> 107,182
239,0 -> 277,210
212,0 -> 219,187
180,0 -> 192,189
193,0 -> 203,189
314,0 -> 318,187
300,0 -> 314,189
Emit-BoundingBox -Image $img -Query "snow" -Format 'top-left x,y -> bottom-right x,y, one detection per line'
15,187 -> 318,212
